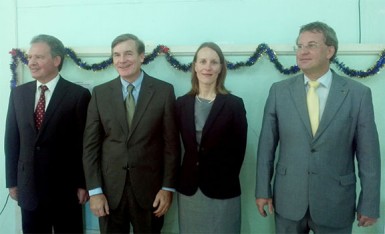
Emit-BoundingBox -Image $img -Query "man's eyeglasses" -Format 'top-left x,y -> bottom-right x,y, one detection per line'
294,42 -> 322,52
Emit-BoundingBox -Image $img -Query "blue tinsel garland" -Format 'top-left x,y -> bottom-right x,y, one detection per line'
9,43 -> 385,88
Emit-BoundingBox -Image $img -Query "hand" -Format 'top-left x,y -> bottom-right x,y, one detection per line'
357,213 -> 377,227
77,188 -> 89,205
9,187 -> 18,201
256,198 -> 274,217
89,194 -> 110,217
153,190 -> 173,218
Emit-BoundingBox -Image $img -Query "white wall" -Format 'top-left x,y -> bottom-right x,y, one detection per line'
1,0 -> 384,233
0,0 -> 22,233
14,0 -> 385,47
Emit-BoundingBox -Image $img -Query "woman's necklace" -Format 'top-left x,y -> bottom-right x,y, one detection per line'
196,95 -> 216,104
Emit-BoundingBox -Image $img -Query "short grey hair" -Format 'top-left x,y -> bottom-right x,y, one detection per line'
297,21 -> 338,61
111,33 -> 145,55
30,34 -> 66,71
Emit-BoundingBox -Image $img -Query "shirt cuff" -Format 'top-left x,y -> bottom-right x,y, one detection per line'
89,187 -> 103,196
162,187 -> 176,192
89,187 -> 174,196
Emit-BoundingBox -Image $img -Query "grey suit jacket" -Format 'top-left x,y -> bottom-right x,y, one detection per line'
82,72 -> 180,210
255,71 -> 380,228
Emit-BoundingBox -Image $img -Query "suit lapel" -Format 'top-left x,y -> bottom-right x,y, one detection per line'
128,75 -> 154,139
289,75 -> 313,137
182,95 -> 199,148
201,94 -> 226,138
23,81 -> 38,133
109,78 -> 129,136
38,77 -> 69,136
315,73 -> 349,139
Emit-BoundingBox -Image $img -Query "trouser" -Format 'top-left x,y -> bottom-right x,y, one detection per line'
275,209 -> 352,234
99,173 -> 163,234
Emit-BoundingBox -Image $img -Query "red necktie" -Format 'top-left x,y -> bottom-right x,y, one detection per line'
35,85 -> 48,130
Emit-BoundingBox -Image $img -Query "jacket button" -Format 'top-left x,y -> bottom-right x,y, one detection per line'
196,162 -> 199,166
36,146 -> 40,151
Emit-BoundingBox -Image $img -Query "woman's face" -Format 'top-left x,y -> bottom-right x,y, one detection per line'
194,47 -> 222,87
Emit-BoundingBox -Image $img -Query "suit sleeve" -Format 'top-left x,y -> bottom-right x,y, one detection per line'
73,88 -> 91,189
161,85 -> 181,189
255,84 -> 280,198
5,89 -> 20,188
355,87 -> 381,218
83,89 -> 105,190
232,97 -> 248,172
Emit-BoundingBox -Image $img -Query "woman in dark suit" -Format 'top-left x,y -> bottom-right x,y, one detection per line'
176,42 -> 248,234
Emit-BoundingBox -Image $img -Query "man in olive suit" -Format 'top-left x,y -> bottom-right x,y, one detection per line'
82,33 -> 180,233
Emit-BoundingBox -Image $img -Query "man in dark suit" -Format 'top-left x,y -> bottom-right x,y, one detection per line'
255,22 -> 381,233
82,33 -> 180,233
5,34 -> 91,233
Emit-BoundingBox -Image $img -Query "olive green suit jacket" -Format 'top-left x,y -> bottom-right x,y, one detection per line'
83,73 -> 180,209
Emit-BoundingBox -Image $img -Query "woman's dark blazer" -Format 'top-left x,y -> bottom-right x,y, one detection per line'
176,93 -> 247,199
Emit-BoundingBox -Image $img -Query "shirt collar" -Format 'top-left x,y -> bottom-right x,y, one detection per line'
120,71 -> 144,90
36,74 -> 60,91
304,69 -> 332,88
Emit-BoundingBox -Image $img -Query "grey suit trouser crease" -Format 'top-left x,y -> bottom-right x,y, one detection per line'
275,210 -> 353,234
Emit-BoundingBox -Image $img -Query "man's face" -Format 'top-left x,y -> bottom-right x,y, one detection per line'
28,42 -> 60,83
112,40 -> 144,83
296,31 -> 335,78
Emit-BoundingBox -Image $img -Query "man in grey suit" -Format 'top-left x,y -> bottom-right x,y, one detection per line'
82,33 -> 180,233
255,21 -> 380,233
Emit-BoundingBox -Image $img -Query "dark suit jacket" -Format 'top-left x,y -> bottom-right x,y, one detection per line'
255,71 -> 381,228
5,77 -> 91,211
82,72 -> 180,209
176,93 -> 248,199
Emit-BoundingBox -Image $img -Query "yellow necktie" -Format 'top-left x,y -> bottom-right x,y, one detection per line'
307,80 -> 320,136
125,84 -> 135,129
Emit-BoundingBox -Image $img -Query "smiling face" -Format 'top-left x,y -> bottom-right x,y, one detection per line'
296,31 -> 335,79
112,39 -> 144,82
28,42 -> 61,83
194,47 -> 222,88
